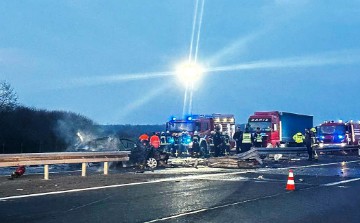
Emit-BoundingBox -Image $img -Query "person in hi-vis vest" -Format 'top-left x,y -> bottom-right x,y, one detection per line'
253,127 -> 263,147
241,127 -> 252,153
293,132 -> 305,146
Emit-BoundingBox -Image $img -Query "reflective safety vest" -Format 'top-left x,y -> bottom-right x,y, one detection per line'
242,133 -> 252,144
255,134 -> 262,142
293,133 -> 304,143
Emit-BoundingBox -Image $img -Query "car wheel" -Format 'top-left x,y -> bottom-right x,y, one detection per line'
147,158 -> 158,168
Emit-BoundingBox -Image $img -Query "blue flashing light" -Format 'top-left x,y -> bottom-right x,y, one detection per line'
181,135 -> 192,144
320,136 -> 325,139
171,116 -> 176,121
187,116 -> 193,121
168,138 -> 174,144
338,135 -> 344,139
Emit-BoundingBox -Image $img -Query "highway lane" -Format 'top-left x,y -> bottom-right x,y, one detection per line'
1,159 -> 360,223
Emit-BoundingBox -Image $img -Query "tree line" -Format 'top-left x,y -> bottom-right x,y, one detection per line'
0,81 -> 165,153
0,106 -> 98,153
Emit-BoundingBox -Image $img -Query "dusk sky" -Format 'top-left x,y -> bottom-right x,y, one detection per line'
1,0 -> 360,125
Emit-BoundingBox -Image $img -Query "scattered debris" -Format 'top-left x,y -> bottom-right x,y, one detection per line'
274,154 -> 283,161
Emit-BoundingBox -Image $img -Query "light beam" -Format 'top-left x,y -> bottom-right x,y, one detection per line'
207,51 -> 360,74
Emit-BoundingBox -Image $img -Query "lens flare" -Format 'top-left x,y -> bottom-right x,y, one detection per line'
176,61 -> 204,87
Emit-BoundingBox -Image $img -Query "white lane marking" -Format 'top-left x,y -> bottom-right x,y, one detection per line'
323,177 -> 360,186
1,159 -> 358,201
0,171 -> 252,201
276,160 -> 360,170
66,195 -> 113,212
144,192 -> 290,223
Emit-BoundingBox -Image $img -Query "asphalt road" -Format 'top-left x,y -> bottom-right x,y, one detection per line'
1,156 -> 360,223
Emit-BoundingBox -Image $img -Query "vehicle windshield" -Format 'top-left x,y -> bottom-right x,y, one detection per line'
248,121 -> 272,132
167,122 -> 195,132
319,125 -> 346,135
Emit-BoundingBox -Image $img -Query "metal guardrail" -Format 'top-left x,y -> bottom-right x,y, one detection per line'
255,145 -> 360,154
238,145 -> 360,164
0,151 -> 130,180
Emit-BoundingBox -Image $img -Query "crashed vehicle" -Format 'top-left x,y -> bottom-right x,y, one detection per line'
128,139 -> 169,169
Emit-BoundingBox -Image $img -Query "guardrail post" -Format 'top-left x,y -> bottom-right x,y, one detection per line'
82,162 -> 87,177
104,162 -> 109,175
358,147 -> 360,156
44,164 -> 49,180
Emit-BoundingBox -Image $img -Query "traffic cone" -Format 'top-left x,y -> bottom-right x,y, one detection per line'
286,169 -> 295,191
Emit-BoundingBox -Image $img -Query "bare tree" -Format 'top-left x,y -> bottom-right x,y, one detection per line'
0,81 -> 18,111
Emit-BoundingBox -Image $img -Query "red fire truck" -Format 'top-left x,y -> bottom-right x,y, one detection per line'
166,114 -> 236,155
317,121 -> 360,148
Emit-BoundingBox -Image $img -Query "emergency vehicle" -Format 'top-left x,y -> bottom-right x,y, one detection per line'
317,120 -> 360,148
165,114 -> 236,155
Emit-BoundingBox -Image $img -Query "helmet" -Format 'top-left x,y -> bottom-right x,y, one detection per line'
215,125 -> 221,131
194,131 -> 198,135
310,127 -> 316,133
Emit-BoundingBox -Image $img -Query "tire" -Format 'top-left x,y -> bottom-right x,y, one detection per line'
146,158 -> 158,169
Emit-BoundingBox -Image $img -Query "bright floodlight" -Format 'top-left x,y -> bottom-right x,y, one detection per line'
176,62 -> 204,87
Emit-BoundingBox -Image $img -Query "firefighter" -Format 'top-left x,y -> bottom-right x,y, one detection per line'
165,131 -> 174,153
150,132 -> 161,149
138,133 -> 150,148
241,127 -> 252,153
293,131 -> 305,146
213,125 -> 223,157
233,126 -> 243,154
253,127 -> 263,147
191,131 -> 201,156
139,133 -> 149,143
305,129 -> 313,161
222,132 -> 231,155
9,165 -> 26,180
310,127 -> 317,145
310,128 -> 318,160
160,132 -> 167,151
172,133 -> 180,156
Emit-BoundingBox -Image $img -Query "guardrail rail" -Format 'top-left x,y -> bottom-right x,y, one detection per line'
0,151 -> 130,180
237,145 -> 360,164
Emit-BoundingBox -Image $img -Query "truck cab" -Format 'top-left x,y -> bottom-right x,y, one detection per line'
248,115 -> 279,147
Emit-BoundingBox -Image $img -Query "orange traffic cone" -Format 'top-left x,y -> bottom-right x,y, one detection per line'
286,169 -> 295,191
